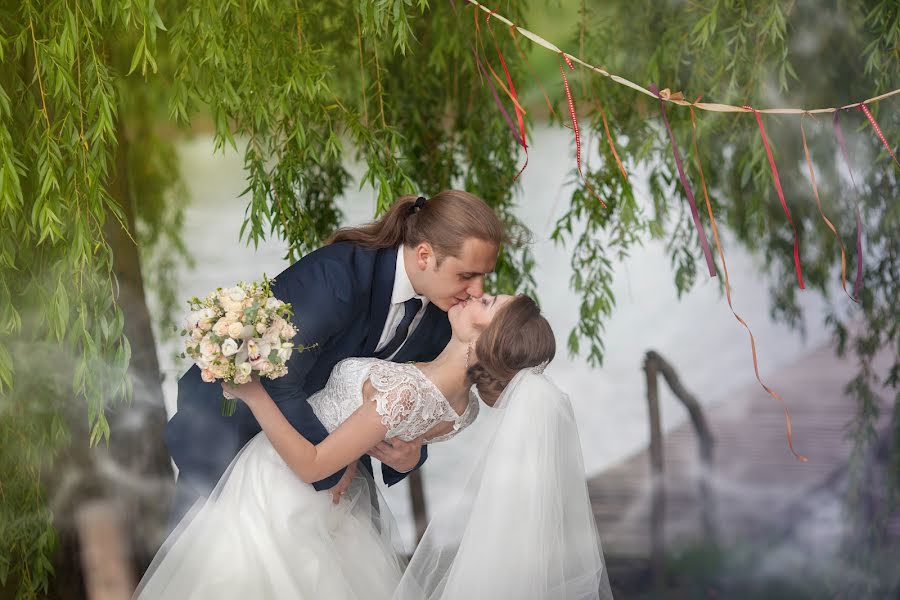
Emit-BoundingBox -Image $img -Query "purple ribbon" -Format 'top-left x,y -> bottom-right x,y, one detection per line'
473,47 -> 524,147
649,84 -> 716,277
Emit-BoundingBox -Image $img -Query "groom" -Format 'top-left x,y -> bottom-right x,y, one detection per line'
165,190 -> 504,526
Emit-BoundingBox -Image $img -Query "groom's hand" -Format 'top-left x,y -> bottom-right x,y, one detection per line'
369,436 -> 425,473
331,460 -> 358,504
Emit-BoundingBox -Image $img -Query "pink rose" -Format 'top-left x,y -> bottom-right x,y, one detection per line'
199,339 -> 220,358
227,322 -> 245,339
212,319 -> 230,337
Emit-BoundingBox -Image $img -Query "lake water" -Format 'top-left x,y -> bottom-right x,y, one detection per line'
153,126 -> 831,547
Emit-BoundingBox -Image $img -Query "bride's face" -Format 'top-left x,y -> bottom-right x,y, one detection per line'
448,293 -> 514,341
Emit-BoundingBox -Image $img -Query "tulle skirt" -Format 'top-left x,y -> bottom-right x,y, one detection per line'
134,433 -> 406,600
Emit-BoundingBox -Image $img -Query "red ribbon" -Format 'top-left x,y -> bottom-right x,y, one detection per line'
650,84 -> 716,277
691,105 -> 807,463
486,18 -> 528,181
560,54 -> 606,208
830,112 -> 864,299
473,48 -> 524,148
745,106 -> 805,289
858,102 -> 900,168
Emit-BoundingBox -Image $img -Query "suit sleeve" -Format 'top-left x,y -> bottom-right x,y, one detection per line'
260,257 -> 356,491
381,446 -> 428,486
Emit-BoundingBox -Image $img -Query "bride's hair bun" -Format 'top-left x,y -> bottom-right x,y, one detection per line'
465,295 -> 555,406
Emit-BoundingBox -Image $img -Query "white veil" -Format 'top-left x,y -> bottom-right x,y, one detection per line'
394,369 -> 614,600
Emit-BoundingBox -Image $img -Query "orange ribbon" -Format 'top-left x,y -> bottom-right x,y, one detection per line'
593,97 -> 629,182
801,119 -> 856,303
510,27 -> 559,120
691,105 -> 808,463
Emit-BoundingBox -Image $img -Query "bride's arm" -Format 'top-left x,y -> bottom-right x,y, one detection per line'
224,377 -> 389,484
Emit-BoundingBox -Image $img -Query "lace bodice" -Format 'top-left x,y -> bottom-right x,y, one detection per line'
307,357 -> 478,443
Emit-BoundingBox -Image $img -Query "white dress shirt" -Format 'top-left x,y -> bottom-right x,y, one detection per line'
374,248 -> 429,360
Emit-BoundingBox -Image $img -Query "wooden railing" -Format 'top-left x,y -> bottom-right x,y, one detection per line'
643,350 -> 716,590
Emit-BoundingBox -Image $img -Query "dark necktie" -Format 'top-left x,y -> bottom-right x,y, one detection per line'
374,298 -> 423,359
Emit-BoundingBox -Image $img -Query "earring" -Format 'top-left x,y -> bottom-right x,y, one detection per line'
465,342 -> 473,370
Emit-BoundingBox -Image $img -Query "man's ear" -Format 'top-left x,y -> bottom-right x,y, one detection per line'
414,242 -> 434,270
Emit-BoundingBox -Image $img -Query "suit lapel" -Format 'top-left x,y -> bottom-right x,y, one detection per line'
362,246 -> 398,355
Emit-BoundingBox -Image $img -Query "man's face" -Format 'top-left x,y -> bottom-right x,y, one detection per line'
413,238 -> 499,311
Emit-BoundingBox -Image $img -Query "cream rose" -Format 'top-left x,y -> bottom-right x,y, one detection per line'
221,338 -> 239,357
210,362 -> 229,378
227,286 -> 247,302
236,362 -> 252,379
277,348 -> 292,362
227,322 -> 245,339
200,368 -> 216,383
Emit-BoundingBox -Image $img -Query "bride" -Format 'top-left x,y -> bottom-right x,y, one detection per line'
135,293 -> 612,599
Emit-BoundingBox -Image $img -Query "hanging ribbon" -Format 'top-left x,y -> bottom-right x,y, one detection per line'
472,8 -> 526,115
560,53 -> 606,207
690,105 -> 808,462
858,102 -> 900,168
594,97 -> 629,182
510,26 -> 559,120
472,48 -> 524,148
745,106 -> 805,289
801,119 -> 855,303
830,112 -> 864,299
650,84 -> 716,277
463,0 -> 900,117
486,16 -> 529,181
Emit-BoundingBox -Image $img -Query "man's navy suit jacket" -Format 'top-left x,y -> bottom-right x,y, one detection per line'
164,242 -> 451,497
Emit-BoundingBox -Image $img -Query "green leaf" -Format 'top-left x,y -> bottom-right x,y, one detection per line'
127,36 -> 146,76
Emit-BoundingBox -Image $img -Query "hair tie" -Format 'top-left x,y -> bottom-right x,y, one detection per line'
411,196 -> 427,213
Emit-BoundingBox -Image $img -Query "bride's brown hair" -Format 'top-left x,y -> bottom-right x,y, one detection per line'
326,190 -> 504,264
466,295 -> 555,406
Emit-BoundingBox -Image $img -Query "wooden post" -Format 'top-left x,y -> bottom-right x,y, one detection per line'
643,353 -> 666,591
644,350 -> 717,591
648,350 -> 717,541
75,501 -> 135,600
408,470 -> 428,543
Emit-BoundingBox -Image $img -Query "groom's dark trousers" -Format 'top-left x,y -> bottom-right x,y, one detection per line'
164,242 -> 451,529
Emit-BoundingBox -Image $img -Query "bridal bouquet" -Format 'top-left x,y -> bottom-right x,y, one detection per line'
180,277 -> 297,416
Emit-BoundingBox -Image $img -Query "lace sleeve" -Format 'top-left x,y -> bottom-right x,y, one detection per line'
365,364 -> 422,438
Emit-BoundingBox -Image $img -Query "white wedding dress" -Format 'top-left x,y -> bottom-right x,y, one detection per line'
135,357 -> 479,600
137,358 -> 613,599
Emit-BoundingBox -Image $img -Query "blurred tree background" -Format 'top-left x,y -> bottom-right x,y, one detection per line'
0,0 -> 896,598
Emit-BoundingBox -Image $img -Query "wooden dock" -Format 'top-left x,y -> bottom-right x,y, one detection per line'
588,341 -> 894,558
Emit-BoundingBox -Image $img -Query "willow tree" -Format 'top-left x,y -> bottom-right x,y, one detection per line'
1,0 -> 897,598
2,1 -> 535,597
0,1 -> 182,597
